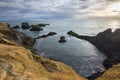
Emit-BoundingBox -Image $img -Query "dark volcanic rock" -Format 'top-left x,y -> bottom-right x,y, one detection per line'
35,32 -> 57,39
21,22 -> 31,29
12,25 -> 19,29
30,25 -> 43,31
59,36 -> 66,43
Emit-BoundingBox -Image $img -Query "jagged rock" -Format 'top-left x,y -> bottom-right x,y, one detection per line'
30,25 -> 43,31
21,22 -> 31,29
59,36 -> 67,43
35,32 -> 57,39
11,25 -> 19,29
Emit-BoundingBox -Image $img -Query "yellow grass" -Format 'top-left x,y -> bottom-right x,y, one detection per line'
97,64 -> 120,80
0,44 -> 86,80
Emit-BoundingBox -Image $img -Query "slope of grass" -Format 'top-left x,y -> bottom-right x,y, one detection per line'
97,64 -> 120,80
0,44 -> 86,80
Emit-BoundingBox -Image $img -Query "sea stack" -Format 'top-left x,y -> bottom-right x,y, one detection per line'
21,22 -> 31,29
59,36 -> 67,43
30,25 -> 43,31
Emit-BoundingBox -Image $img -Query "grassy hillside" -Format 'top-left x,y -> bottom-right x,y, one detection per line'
97,64 -> 120,80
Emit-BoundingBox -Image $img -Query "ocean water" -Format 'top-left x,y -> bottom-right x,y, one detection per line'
1,18 -> 120,77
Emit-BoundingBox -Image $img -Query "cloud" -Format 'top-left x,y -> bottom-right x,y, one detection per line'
0,0 -> 120,19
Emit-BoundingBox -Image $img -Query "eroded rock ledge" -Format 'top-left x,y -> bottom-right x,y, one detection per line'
0,22 -> 86,80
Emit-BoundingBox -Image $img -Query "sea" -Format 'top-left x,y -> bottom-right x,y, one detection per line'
1,17 -> 120,77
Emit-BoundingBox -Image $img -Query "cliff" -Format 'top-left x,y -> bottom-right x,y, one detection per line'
0,22 -> 86,80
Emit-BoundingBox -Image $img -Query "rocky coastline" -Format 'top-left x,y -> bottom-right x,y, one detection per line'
67,29 -> 120,80
0,22 -> 86,80
1,21 -> 119,80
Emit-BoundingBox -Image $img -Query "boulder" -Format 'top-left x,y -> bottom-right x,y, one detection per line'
11,25 -> 19,29
59,36 -> 67,43
21,22 -> 31,29
30,25 -> 43,31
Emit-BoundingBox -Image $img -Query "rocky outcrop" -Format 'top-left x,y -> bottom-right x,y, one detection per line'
11,25 -> 19,29
0,22 -> 35,48
67,29 -> 120,79
35,32 -> 57,39
21,22 -> 31,29
30,25 -> 43,31
59,36 -> 67,43
0,22 -> 86,80
38,23 -> 50,27
67,31 -> 80,38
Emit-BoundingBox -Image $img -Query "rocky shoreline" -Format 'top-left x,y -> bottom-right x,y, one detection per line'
1,21 -> 120,80
67,29 -> 120,80
0,22 -> 86,80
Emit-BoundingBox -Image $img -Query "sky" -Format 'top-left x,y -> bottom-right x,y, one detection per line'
0,0 -> 120,19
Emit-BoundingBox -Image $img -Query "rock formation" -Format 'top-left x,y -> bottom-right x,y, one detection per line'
30,25 -> 43,31
35,32 -> 57,39
21,22 -> 31,29
11,25 -> 19,29
68,29 -> 120,79
59,36 -> 67,43
38,23 -> 50,27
